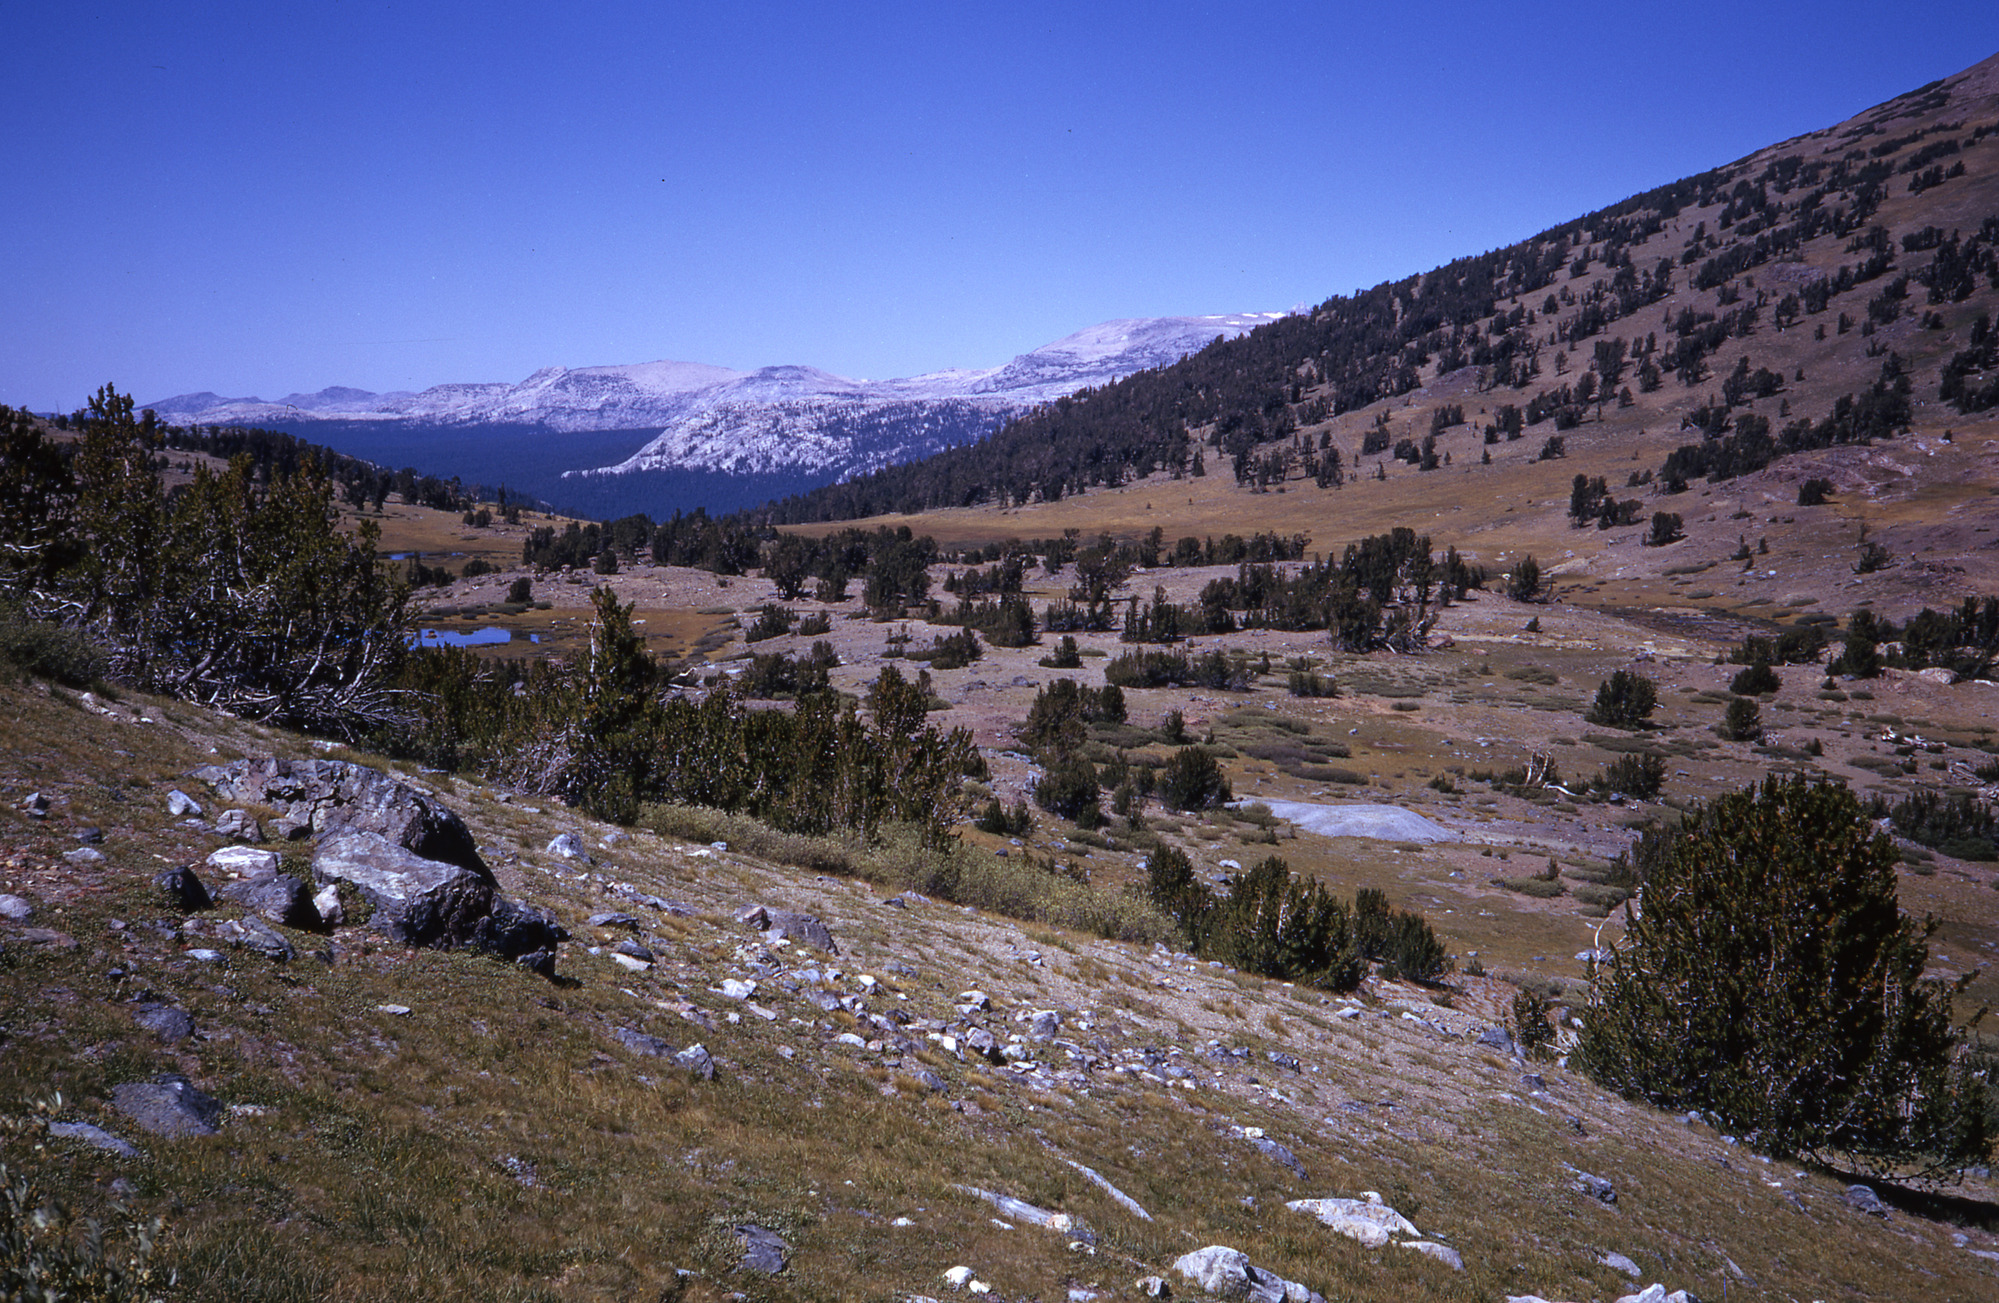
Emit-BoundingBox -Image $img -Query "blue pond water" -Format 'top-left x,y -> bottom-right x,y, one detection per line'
410,627 -> 538,648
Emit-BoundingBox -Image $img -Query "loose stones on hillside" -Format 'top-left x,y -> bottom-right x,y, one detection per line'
0,895 -> 32,922
112,1073 -> 221,1137
165,790 -> 203,818
1170,1246 -> 1323,1303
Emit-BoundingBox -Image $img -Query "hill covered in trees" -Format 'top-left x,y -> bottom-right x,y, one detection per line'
747,54 -> 1999,532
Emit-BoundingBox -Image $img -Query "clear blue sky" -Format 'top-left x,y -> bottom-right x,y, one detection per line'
5,3 -> 1997,412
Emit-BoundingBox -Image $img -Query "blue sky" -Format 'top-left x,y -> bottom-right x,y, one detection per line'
5,3 -> 1998,411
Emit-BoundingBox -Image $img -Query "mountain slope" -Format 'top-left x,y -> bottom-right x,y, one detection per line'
752,52 -> 1999,542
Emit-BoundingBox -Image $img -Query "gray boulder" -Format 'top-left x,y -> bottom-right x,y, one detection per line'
0,894 -> 32,922
1572,1171 -> 1617,1204
192,758 -> 485,873
762,909 -> 838,954
206,845 -> 282,877
674,1043 -> 715,1079
614,1027 -> 675,1058
217,873 -> 319,929
153,865 -> 211,911
134,1004 -> 194,1042
588,911 -> 641,929
1600,1251 -> 1643,1278
312,832 -> 496,948
166,790 -> 203,818
1843,1184 -> 1889,1217
613,939 -> 656,964
1249,1135 -> 1307,1179
469,895 -> 567,960
1400,1241 -> 1464,1270
1029,1009 -> 1062,1041
736,1223 -> 789,1273
1286,1196 -> 1421,1248
214,809 -> 263,842
1170,1246 -> 1323,1303
112,1074 -> 221,1137
218,915 -> 295,961
1476,1025 -> 1516,1054
546,833 -> 589,860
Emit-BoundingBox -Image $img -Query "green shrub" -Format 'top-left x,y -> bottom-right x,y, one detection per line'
506,576 -> 533,604
1585,670 -> 1658,729
744,604 -> 796,642
1729,661 -> 1782,695
1038,635 -> 1082,669
1158,746 -> 1231,811
0,602 -> 106,687
1033,755 -> 1101,823
1597,752 -> 1665,798
0,1159 -> 169,1302
1718,696 -> 1763,742
1511,989 -> 1557,1060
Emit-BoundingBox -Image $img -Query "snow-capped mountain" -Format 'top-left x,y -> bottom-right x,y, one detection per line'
145,314 -> 1283,489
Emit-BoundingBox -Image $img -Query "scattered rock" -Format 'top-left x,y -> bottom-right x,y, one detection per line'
166,790 -> 203,817
1571,1171 -> 1617,1204
217,915 -> 295,962
134,1004 -> 194,1042
1247,1134 -> 1307,1179
184,948 -> 225,963
1285,1195 -> 1421,1248
546,832 -> 589,860
48,1121 -> 139,1158
614,1027 -> 674,1058
62,847 -> 105,865
111,1073 -> 221,1138
0,894 -> 33,922
377,1004 -> 412,1016
762,909 -> 838,954
613,939 -> 656,964
1600,1251 -> 1642,1278
1400,1241 -> 1464,1270
19,792 -> 49,818
1170,1245 -> 1323,1303
1028,1009 -> 1061,1041
1843,1183 -> 1889,1217
1135,1275 -> 1170,1298
1476,1025 -> 1516,1054
312,884 -> 344,926
735,1224 -> 789,1274
588,911 -> 641,929
1917,666 -> 1959,686
883,895 -> 909,908
599,831 -> 626,850
955,1185 -> 1092,1242
216,873 -> 319,929
720,978 -> 757,1000
1615,1286 -> 1697,1303
674,1043 -> 715,1079
73,826 -> 105,845
943,1266 -> 978,1291
206,845 -> 283,876
213,809 -> 263,842
153,866 -> 212,911
1266,1050 -> 1300,1072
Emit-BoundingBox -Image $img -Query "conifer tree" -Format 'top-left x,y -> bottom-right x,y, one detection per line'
1577,777 -> 1990,1171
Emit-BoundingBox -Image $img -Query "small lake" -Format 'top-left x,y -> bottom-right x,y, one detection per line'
410,627 -> 539,648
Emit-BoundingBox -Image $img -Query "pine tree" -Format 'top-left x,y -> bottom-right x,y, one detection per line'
1576,777 -> 1990,1171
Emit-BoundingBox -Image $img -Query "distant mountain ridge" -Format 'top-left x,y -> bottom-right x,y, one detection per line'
143,315 -> 1285,497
